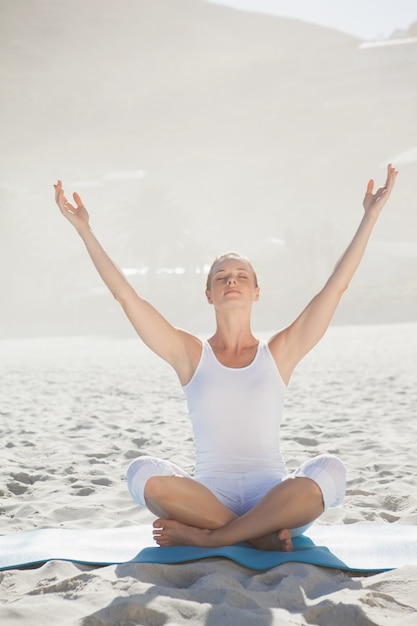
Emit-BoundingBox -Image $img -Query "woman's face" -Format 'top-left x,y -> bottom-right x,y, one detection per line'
205,258 -> 260,307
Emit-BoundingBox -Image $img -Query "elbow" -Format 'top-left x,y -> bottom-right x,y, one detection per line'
327,274 -> 350,296
114,293 -> 129,308
340,281 -> 350,295
114,285 -> 142,311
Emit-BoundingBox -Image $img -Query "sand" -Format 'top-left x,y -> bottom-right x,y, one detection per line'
1,323 -> 417,625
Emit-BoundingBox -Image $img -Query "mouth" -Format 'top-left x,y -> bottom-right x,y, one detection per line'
224,289 -> 241,295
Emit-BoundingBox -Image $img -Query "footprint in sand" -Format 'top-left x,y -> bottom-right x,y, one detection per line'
7,481 -> 28,496
72,486 -> 96,497
91,477 -> 112,487
293,436 -> 319,447
11,471 -> 42,484
7,472 -> 44,495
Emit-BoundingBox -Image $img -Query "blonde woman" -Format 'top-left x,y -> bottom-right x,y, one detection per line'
55,164 -> 397,551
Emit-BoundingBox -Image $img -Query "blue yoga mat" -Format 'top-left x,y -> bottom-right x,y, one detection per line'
1,523 -> 417,572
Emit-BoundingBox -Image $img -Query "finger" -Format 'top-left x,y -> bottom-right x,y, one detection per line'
365,179 -> 374,195
374,185 -> 387,200
57,187 -> 69,209
73,192 -> 84,208
387,164 -> 398,189
57,189 -> 66,208
54,180 -> 62,203
63,199 -> 76,213
60,191 -> 71,210
385,163 -> 392,187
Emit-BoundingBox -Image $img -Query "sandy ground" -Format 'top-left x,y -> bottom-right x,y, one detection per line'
1,323 -> 417,625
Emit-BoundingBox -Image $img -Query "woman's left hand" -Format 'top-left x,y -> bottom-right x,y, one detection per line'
363,163 -> 398,216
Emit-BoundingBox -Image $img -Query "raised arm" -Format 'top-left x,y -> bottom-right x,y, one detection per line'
269,164 -> 398,384
54,181 -> 200,383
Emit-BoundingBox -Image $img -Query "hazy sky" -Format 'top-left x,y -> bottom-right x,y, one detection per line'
207,0 -> 417,40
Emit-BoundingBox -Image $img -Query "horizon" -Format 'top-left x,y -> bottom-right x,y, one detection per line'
206,0 -> 417,40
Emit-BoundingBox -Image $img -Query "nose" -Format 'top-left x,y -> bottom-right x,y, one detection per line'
227,275 -> 237,285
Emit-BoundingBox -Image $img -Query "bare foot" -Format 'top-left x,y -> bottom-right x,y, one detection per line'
153,519 -> 213,547
250,529 -> 293,552
153,519 -> 293,552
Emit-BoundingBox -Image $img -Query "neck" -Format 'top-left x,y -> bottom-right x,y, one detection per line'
210,309 -> 257,351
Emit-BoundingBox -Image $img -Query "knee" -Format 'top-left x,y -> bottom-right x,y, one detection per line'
126,456 -> 161,508
295,454 -> 347,510
319,454 -> 346,480
126,455 -> 187,509
143,475 -> 169,505
317,454 -> 347,508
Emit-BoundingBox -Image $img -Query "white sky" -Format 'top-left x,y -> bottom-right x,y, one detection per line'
206,0 -> 417,40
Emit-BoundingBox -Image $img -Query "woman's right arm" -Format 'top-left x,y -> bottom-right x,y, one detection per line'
54,181 -> 200,382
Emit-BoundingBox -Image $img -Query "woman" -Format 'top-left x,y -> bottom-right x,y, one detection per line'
55,163 -> 397,551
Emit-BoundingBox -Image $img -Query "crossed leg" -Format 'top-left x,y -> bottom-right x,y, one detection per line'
144,475 -> 238,529
145,474 -> 324,551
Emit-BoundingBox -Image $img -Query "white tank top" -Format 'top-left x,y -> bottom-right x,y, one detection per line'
183,340 -> 287,477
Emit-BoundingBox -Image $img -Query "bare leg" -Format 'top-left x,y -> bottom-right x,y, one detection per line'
145,474 -> 292,551
153,477 -> 324,549
144,475 -> 237,528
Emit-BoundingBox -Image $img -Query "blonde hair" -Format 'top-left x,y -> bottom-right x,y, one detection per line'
205,252 -> 258,290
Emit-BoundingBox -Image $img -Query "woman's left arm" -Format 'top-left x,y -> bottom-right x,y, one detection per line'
270,163 -> 398,383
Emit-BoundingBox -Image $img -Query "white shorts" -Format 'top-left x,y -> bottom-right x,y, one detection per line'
126,454 -> 346,536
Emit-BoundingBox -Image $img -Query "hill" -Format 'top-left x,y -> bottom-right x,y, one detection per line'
0,0 -> 416,335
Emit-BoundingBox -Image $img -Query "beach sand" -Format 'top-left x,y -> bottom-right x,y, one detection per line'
1,323 -> 417,625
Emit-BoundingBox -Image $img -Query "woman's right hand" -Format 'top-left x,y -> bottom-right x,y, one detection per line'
54,180 -> 90,232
